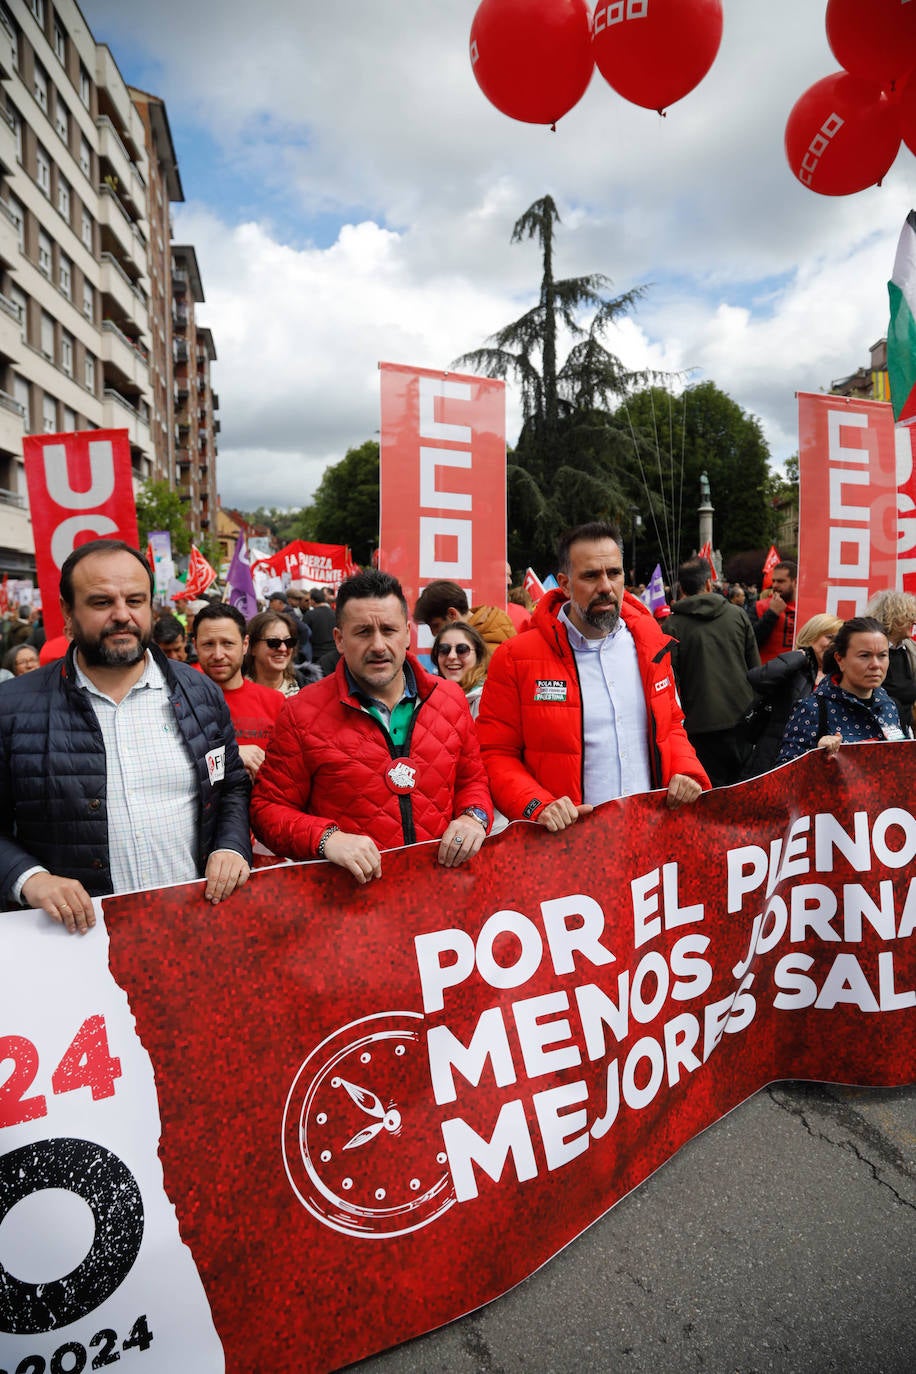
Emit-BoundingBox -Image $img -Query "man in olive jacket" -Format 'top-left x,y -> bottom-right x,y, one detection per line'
668,556 -> 761,787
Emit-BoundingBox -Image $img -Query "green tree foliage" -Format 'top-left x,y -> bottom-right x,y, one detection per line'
240,506 -> 307,545
613,381 -> 773,580
135,479 -> 191,557
300,440 -> 379,565
454,195 -> 650,571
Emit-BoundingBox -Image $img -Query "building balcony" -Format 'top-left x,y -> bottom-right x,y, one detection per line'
99,256 -> 149,341
98,185 -> 146,275
96,118 -> 146,218
102,387 -> 150,448
101,320 -> 151,396
94,47 -> 136,146
0,301 -> 20,365
0,14 -> 14,82
0,387 -> 25,454
174,338 -> 189,364
0,197 -> 21,269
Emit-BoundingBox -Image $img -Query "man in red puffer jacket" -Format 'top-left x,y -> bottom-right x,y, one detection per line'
477,522 -> 709,832
251,569 -> 492,884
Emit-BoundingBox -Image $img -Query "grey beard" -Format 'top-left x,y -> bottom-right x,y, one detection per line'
584,603 -> 620,633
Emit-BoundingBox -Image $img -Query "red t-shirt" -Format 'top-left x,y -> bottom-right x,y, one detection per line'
221,678 -> 284,748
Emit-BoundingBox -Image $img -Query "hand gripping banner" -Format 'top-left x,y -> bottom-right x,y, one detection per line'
1,745 -> 914,1371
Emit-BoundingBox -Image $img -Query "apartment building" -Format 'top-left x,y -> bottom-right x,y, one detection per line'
0,0 -> 218,580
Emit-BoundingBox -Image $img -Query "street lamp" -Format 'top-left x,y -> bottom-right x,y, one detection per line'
629,507 -> 642,585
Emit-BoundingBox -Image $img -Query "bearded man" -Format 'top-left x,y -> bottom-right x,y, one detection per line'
0,540 -> 251,933
477,522 -> 709,831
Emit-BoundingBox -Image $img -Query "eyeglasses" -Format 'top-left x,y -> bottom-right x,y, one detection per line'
436,642 -> 473,660
261,637 -> 296,651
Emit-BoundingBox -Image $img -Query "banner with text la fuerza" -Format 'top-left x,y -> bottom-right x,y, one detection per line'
1,745 -> 914,1372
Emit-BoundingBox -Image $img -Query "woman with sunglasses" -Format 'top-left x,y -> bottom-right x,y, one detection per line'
244,610 -> 306,697
430,622 -> 488,718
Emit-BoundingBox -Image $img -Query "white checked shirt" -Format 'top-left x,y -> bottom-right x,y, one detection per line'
559,605 -> 652,804
74,652 -> 200,894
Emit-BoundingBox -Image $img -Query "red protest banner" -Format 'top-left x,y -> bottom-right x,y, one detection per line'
97,744 -> 915,1372
252,540 -> 353,590
22,429 -> 138,639
379,362 -> 506,652
796,394 -> 899,630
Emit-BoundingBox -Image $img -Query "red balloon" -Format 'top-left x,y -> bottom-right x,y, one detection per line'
784,72 -> 902,196
470,0 -> 594,126
901,68 -> 916,156
592,0 -> 723,113
826,0 -> 916,89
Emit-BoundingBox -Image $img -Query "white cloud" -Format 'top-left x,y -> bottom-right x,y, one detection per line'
83,0 -> 916,510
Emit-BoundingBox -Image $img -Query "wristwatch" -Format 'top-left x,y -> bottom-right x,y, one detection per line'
463,806 -> 489,831
317,825 -> 340,858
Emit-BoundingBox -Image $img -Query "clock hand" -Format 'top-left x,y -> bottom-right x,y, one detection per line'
336,1077 -> 385,1119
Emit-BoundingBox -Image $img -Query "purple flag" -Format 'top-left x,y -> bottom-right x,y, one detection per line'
644,563 -> 667,613
226,532 -> 258,621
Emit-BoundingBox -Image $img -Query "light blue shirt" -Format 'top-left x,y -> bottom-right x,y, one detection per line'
558,605 -> 651,804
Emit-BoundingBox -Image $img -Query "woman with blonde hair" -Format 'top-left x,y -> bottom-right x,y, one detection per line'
864,589 -> 916,734
740,612 -> 843,778
430,621 -> 489,718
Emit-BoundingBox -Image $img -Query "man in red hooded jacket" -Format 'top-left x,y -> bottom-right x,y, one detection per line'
477,522 -> 710,831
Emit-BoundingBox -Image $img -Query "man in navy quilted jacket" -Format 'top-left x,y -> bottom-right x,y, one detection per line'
251,569 -> 492,883
0,539 -> 252,934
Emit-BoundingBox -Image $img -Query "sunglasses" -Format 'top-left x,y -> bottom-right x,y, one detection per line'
261,637 -> 296,651
436,642 -> 473,660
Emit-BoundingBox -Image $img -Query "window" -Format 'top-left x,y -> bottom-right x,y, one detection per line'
79,137 -> 90,178
42,394 -> 57,436
9,102 -> 21,161
35,143 -> 50,196
57,174 -> 70,222
84,352 -> 94,392
63,405 -> 75,430
82,279 -> 93,321
13,374 -> 29,423
58,252 -> 71,298
7,194 -> 24,251
53,21 -> 65,63
81,209 -> 92,250
40,310 -> 53,359
33,61 -> 48,113
9,283 -> 26,337
37,229 -> 51,276
55,95 -> 68,143
61,330 -> 72,376
78,63 -> 90,108
30,0 -> 45,25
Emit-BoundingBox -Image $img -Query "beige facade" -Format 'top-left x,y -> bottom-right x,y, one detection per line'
0,0 -> 217,577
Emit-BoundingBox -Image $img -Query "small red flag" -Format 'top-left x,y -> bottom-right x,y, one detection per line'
761,545 -> 780,589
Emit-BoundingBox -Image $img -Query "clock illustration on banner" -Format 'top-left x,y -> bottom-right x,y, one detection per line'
282,1011 -> 455,1238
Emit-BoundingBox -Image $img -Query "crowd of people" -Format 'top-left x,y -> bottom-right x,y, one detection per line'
1,526 -> 912,932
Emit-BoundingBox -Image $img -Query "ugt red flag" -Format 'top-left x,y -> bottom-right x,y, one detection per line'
761,545 -> 780,589
175,545 -> 217,601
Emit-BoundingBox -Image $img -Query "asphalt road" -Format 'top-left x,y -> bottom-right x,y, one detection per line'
351,1082 -> 915,1374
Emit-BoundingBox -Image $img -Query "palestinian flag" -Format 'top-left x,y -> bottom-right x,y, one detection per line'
888,210 -> 916,423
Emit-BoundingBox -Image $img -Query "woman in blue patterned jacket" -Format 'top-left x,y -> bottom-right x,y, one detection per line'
776,616 -> 910,765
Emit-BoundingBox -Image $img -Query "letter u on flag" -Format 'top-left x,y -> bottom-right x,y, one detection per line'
888,210 -> 916,424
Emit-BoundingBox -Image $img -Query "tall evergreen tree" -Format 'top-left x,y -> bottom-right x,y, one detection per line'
455,195 -> 650,570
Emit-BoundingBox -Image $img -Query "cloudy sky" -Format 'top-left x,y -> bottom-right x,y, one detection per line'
82,1 -> 916,512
